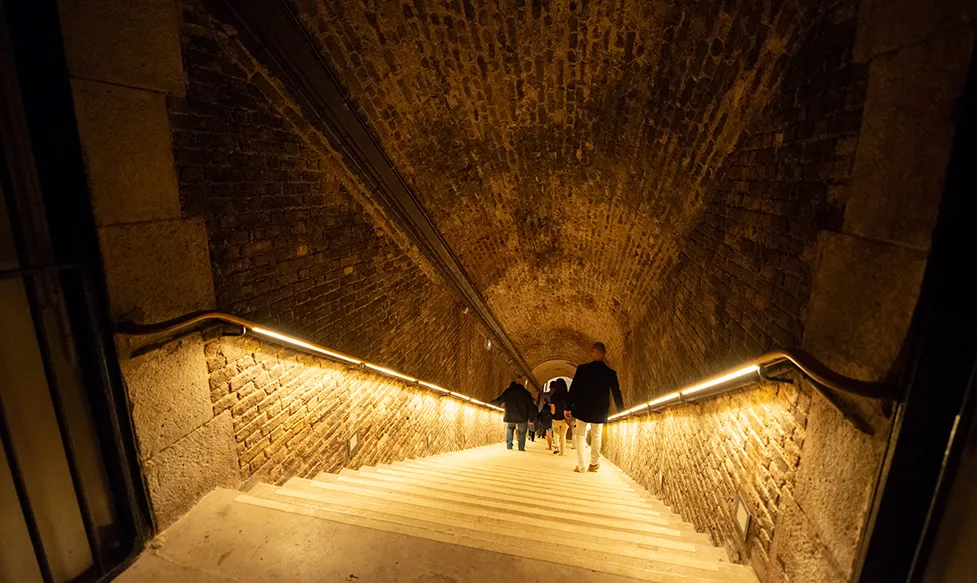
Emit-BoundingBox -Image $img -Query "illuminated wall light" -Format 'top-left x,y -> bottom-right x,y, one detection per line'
419,381 -> 450,393
609,365 -> 762,423
252,325 -> 500,412
679,365 -> 759,397
364,362 -> 417,383
252,327 -> 362,365
648,392 -> 681,408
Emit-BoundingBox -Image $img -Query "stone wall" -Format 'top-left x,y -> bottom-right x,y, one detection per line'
623,1 -> 866,402
604,380 -> 810,579
205,334 -> 503,486
120,332 -> 502,528
60,0 -> 519,533
604,3 -> 975,580
168,0 -> 517,402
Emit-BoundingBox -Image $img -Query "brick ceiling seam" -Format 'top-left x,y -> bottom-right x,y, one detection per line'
211,0 -> 542,388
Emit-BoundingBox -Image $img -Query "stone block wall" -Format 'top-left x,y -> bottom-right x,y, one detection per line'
622,1 -> 866,403
120,332 -> 503,528
604,380 -> 810,579
205,334 -> 503,486
168,0 -> 517,402
605,4 -> 973,583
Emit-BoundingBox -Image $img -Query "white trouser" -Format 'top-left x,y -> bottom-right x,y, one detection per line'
573,418 -> 602,469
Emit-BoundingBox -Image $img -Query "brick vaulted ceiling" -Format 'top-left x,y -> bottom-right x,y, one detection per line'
288,0 -> 823,373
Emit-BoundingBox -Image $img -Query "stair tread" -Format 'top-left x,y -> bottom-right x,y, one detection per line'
273,479 -> 720,557
393,460 -> 659,503
225,442 -> 755,583
333,466 -> 674,520
237,492 -> 755,583
368,463 -> 677,512
407,457 -> 646,492
297,475 -> 704,541
309,472 -> 680,530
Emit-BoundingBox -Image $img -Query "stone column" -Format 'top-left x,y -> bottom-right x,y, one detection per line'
767,2 -> 977,581
57,0 -> 238,529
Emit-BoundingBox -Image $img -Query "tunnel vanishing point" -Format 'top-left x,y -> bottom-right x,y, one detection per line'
2,0 -> 977,582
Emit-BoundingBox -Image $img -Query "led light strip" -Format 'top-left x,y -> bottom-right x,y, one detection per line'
608,365 -> 760,422
250,326 -> 503,413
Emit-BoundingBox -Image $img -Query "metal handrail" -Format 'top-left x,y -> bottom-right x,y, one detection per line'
118,312 -> 899,433
116,311 -> 504,413
607,349 -> 901,435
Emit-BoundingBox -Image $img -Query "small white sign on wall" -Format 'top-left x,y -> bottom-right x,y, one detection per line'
734,493 -> 752,542
348,432 -> 359,457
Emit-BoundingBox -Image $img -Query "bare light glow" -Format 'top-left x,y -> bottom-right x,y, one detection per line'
250,325 -> 499,414
649,392 -> 681,407
419,381 -> 450,393
679,365 -> 759,397
252,327 -> 361,365
608,364 -> 762,422
364,362 -> 417,383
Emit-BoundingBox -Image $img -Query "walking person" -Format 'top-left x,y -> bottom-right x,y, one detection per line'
491,375 -> 535,451
536,391 -> 554,450
565,342 -> 624,472
549,378 -> 570,456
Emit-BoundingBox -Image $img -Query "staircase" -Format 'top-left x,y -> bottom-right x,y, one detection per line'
231,441 -> 758,583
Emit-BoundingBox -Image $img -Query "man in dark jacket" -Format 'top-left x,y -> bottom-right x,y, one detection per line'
491,375 -> 535,451
565,342 -> 624,472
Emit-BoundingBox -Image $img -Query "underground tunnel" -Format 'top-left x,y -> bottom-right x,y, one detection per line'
2,0 -> 977,582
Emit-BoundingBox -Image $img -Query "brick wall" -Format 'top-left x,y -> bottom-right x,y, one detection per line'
600,5 -> 872,581
207,334 -> 503,486
168,0 -> 516,403
604,379 -> 811,580
288,0 -> 841,377
622,2 -> 866,402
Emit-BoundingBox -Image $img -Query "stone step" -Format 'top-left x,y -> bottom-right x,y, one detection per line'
337,466 -> 675,523
360,465 -> 671,514
276,479 -> 722,560
239,489 -> 754,583
304,474 -> 699,539
396,458 -> 651,500
409,454 -> 647,492
383,462 -> 689,525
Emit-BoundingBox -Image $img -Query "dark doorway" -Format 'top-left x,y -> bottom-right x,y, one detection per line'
0,1 -> 149,580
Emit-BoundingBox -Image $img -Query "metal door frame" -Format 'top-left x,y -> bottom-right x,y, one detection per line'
0,1 -> 152,580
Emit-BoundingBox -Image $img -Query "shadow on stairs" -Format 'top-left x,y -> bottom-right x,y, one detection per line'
118,441 -> 758,583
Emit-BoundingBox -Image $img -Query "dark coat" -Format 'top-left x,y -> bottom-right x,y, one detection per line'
549,380 -> 569,422
536,406 -> 553,429
491,382 -> 536,423
565,361 -> 625,423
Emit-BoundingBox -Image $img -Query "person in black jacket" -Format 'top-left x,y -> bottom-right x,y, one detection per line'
491,375 -> 535,451
565,342 -> 624,472
536,392 -> 554,450
548,378 -> 570,456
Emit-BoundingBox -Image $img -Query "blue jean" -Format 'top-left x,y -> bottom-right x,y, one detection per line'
506,422 -> 528,450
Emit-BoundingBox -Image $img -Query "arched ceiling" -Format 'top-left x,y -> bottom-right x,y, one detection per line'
532,358 -> 578,385
289,0 -> 820,380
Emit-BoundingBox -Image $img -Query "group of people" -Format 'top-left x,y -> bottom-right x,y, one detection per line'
491,342 -> 625,473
